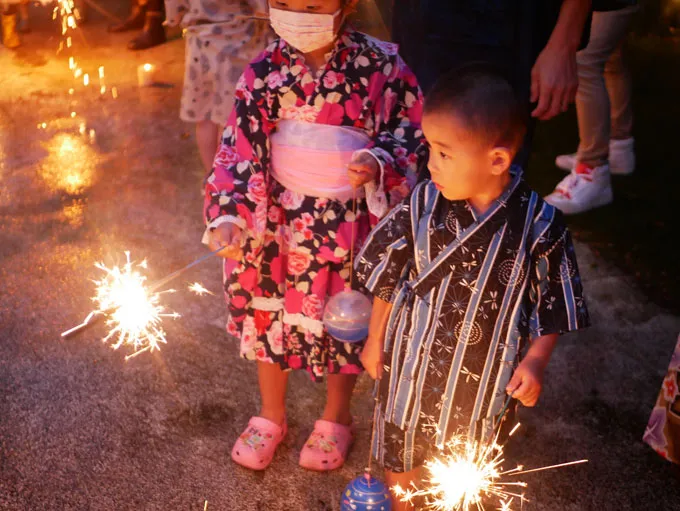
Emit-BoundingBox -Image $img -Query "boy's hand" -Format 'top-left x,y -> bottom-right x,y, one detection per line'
207,223 -> 243,260
505,357 -> 546,407
505,334 -> 558,407
347,151 -> 379,189
360,338 -> 384,380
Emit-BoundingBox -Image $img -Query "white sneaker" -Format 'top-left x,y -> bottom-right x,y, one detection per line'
609,137 -> 635,175
544,163 -> 613,215
555,137 -> 635,175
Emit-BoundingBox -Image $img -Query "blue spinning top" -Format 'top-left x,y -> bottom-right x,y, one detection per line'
341,472 -> 392,511
323,290 -> 371,343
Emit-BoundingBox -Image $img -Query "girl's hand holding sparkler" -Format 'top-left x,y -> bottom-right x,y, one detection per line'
505,333 -> 558,407
360,297 -> 393,379
347,151 -> 379,189
206,222 -> 244,260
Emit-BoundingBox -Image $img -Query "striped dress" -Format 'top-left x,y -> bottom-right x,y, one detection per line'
355,171 -> 590,472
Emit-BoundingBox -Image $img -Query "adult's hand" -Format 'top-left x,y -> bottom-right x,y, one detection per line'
531,0 -> 591,120
530,43 -> 578,121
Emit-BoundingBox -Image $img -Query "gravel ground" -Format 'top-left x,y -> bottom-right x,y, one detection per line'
1,4 -> 679,510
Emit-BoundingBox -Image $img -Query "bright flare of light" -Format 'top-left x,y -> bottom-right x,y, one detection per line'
188,282 -> 214,296
93,252 -> 179,359
39,133 -> 97,194
393,426 -> 587,511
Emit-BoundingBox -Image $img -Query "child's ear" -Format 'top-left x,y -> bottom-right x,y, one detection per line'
488,147 -> 512,176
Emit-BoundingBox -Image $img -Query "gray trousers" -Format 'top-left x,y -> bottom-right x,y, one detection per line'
576,6 -> 638,167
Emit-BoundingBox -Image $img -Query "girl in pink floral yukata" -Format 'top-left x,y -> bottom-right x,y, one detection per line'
202,0 -> 423,472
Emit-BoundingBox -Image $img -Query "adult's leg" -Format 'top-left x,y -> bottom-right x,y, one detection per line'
108,0 -> 145,33
257,360 -> 289,425
2,4 -> 20,49
576,8 -> 637,167
127,0 -> 165,50
605,41 -> 634,141
17,0 -> 28,33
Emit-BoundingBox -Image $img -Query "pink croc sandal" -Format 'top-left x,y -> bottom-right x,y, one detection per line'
231,416 -> 287,471
299,419 -> 354,471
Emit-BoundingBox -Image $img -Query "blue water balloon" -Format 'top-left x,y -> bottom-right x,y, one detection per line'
323,290 -> 371,343
341,472 -> 392,511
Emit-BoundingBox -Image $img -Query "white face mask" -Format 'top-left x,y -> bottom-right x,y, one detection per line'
269,7 -> 343,53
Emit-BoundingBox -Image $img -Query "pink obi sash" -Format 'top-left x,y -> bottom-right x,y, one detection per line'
270,120 -> 371,202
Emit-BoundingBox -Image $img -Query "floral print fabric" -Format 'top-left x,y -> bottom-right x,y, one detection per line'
644,334 -> 680,464
203,28 -> 424,381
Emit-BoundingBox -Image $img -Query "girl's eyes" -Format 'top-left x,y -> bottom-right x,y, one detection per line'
439,151 -> 451,161
275,2 -> 320,11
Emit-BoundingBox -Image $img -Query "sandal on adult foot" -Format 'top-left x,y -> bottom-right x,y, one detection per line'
231,416 -> 287,470
299,419 -> 354,471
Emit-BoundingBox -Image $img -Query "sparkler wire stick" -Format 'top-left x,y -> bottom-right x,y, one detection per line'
502,459 -> 588,477
146,245 -> 226,294
60,245 -> 226,339
495,393 -> 515,429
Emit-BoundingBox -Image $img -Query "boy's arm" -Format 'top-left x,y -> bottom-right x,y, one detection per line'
506,333 -> 558,407
360,297 -> 393,380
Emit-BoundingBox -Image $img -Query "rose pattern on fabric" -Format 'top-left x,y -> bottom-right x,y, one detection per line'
204,28 -> 425,381
644,334 -> 680,464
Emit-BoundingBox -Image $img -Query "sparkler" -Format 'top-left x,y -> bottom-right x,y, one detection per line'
188,282 -> 214,296
393,416 -> 588,511
61,246 -> 227,358
62,251 -> 178,359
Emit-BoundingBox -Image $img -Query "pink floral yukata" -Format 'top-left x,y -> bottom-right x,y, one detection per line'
204,28 -> 424,381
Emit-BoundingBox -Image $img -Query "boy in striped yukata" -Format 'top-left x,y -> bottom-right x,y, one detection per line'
355,66 -> 590,510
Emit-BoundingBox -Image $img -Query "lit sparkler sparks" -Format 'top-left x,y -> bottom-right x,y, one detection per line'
85,251 -> 179,359
61,246 -> 226,357
52,0 -> 118,100
188,282 -> 214,296
393,422 -> 587,510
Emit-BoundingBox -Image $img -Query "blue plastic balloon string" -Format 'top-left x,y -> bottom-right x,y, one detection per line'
366,379 -> 380,477
349,190 -> 357,289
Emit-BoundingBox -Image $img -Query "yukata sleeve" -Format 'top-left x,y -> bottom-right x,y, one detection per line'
524,208 -> 591,339
355,197 -> 414,303
202,63 -> 272,246
361,55 -> 425,221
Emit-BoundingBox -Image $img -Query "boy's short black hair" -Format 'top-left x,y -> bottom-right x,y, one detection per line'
423,63 -> 528,156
